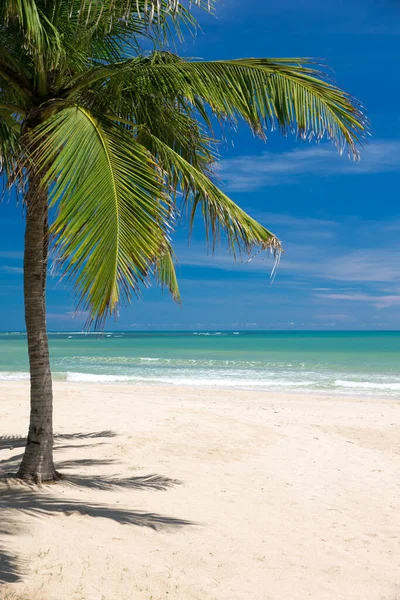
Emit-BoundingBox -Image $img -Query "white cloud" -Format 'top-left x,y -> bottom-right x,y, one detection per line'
320,249 -> 400,284
175,233 -> 400,292
174,214 -> 339,273
219,140 -> 400,191
315,292 -> 400,309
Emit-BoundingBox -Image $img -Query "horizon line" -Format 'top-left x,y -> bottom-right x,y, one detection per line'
1,329 -> 400,334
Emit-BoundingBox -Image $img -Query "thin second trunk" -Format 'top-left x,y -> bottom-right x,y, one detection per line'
17,170 -> 58,483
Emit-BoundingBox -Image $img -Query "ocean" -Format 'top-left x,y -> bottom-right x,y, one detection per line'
1,331 -> 400,397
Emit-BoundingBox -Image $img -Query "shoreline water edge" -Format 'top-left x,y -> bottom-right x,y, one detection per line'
1,331 -> 400,398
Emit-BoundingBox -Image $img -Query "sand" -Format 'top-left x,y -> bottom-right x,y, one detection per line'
1,382 -> 400,600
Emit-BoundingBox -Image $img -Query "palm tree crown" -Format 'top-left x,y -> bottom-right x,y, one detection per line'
0,0 -> 367,327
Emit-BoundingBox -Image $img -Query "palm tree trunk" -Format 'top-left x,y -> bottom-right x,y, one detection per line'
17,170 -> 59,483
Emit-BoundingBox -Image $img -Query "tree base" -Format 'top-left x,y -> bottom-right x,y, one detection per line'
16,469 -> 62,484
17,432 -> 59,484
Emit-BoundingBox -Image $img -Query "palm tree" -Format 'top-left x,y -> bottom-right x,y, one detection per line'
0,0 -> 366,483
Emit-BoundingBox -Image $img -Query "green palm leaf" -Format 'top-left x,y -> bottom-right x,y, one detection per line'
0,111 -> 20,181
139,56 -> 366,155
156,242 -> 181,303
137,126 -> 281,258
26,105 -> 176,326
82,54 -> 365,157
2,0 -> 63,72
70,0 -> 215,25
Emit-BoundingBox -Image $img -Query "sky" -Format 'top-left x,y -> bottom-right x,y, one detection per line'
1,0 -> 400,331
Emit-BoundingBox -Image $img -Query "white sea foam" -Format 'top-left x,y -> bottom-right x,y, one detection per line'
66,372 -> 135,383
64,371 -> 316,388
196,332 -> 227,336
2,371 -> 400,396
0,372 -> 30,380
335,380 -> 400,391
48,331 -> 103,335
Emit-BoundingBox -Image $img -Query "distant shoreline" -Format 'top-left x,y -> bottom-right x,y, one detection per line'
2,330 -> 400,398
2,379 -> 400,402
2,329 -> 400,334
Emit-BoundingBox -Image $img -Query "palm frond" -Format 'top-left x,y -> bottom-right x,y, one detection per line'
69,0 -> 215,26
138,126 -> 282,259
56,0 -> 210,52
2,0 -> 43,43
0,111 -> 20,182
155,242 -> 181,302
101,54 -> 366,157
26,106 -> 175,326
2,0 -> 63,77
0,52 -> 32,104
132,97 -> 217,177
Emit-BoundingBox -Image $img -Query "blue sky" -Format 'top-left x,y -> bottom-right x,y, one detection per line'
1,0 -> 400,331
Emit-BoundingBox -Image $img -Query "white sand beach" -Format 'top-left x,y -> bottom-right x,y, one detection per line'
1,381 -> 400,600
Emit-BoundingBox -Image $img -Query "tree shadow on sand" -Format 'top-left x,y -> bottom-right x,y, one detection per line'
62,470 -> 182,491
0,484 -> 193,530
0,430 -> 117,451
0,432 -> 117,476
0,520 -> 25,584
0,431 -> 193,585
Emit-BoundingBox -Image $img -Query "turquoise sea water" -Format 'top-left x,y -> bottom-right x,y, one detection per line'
0,331 -> 400,397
